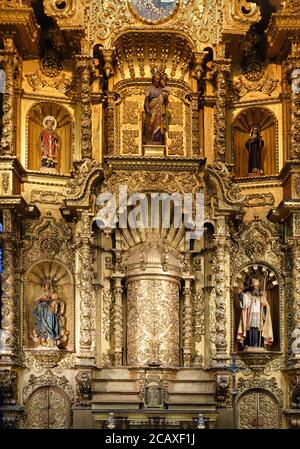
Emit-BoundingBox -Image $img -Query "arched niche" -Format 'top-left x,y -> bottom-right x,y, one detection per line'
232,107 -> 278,177
25,260 -> 74,351
233,264 -> 280,352
27,102 -> 73,174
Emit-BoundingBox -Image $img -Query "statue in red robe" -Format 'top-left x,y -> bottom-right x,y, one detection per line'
40,116 -> 59,169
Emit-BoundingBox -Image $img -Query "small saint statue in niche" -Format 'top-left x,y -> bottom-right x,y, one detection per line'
40,115 -> 59,170
143,72 -> 170,145
32,281 -> 68,348
237,278 -> 273,349
246,125 -> 264,175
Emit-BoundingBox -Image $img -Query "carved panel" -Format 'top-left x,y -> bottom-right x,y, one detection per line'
75,371 -> 92,406
127,279 -> 179,366
123,101 -> 139,124
168,131 -> 184,156
26,386 -> 70,429
25,71 -> 73,94
232,75 -> 279,98
122,130 -> 139,154
22,214 -> 74,271
24,371 -> 73,402
238,389 -> 279,429
168,100 -> 183,126
87,0 -> 214,48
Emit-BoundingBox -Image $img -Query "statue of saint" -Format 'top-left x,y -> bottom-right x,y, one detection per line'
32,282 -> 61,347
40,116 -> 59,169
237,278 -> 273,349
143,72 -> 170,145
246,125 -> 264,175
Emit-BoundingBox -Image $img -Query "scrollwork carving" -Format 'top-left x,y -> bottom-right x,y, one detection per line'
122,130 -> 139,154
123,101 -> 139,124
237,377 -> 283,406
26,70 -> 73,94
0,370 -> 17,405
232,75 -> 279,98
22,213 -> 74,271
216,374 -> 231,408
244,193 -> 275,207
168,131 -> 184,156
75,371 -> 92,406
23,370 -> 73,403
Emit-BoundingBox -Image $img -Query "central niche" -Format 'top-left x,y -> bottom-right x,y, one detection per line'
105,31 -> 196,158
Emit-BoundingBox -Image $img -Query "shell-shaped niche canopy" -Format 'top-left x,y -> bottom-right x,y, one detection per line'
112,31 -> 194,82
25,260 -> 74,351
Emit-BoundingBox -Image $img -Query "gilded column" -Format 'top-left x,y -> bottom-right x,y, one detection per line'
290,235 -> 300,366
127,278 -> 180,366
112,275 -> 124,366
288,40 -> 300,159
76,55 -> 94,159
212,235 -> 229,365
182,277 -> 193,367
77,212 -> 95,357
213,59 -> 231,162
0,210 -> 17,354
106,92 -> 115,155
0,37 -> 17,156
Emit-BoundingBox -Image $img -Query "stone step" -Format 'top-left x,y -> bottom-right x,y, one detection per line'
92,401 -> 140,411
167,393 -> 215,403
93,368 -> 131,380
175,370 -> 213,381
93,392 -> 140,402
166,402 -> 216,411
93,380 -> 137,392
171,383 -> 215,394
